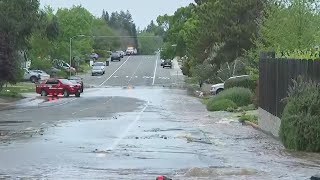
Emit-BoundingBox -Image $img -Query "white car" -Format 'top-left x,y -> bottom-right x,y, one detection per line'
23,68 -> 50,83
210,75 -> 249,95
91,62 -> 106,76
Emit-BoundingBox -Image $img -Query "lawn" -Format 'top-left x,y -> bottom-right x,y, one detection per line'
0,82 -> 35,98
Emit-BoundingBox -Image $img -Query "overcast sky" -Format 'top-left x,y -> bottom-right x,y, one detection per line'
40,0 -> 194,29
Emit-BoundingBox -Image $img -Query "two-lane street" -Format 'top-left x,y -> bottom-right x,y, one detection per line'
0,55 -> 319,179
81,55 -> 183,88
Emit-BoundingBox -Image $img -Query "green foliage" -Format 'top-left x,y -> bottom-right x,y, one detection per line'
280,78 -> 320,152
54,70 -> 68,79
224,75 -> 257,91
191,63 -> 215,87
212,87 -> 253,107
30,57 -> 53,70
262,1 -> 318,52
138,32 -> 162,55
92,18 -> 120,52
206,99 -> 237,112
108,10 -> 138,49
239,113 -> 258,124
0,0 -> 40,88
0,90 -> 22,98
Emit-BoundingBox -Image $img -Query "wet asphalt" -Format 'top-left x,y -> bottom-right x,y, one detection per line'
0,55 -> 319,179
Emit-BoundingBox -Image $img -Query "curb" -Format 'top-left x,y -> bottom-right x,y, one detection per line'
0,97 -> 38,111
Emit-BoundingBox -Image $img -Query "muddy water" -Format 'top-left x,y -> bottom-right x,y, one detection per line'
0,87 -> 318,179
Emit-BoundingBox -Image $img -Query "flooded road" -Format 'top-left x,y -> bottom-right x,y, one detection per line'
0,87 -> 319,179
0,56 -> 319,179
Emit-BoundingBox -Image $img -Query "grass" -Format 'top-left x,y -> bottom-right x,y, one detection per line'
201,96 -> 210,105
238,111 -> 258,124
0,90 -> 23,98
4,82 -> 35,93
0,82 -> 35,99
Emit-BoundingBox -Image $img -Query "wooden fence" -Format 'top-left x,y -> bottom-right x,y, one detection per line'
259,55 -> 320,117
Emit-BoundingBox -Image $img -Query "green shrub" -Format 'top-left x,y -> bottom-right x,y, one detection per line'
212,87 -> 253,107
239,113 -> 258,124
206,99 -> 237,111
30,57 -> 53,70
224,75 -> 257,91
53,70 -> 68,78
280,78 -> 320,152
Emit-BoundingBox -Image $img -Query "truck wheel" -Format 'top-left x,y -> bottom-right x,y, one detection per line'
41,90 -> 47,97
63,90 -> 70,98
75,92 -> 81,97
30,76 -> 38,83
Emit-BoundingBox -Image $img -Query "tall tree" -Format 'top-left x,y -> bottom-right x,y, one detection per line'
0,0 -> 40,88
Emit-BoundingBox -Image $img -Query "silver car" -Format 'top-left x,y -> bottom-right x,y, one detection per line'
91,62 -> 106,76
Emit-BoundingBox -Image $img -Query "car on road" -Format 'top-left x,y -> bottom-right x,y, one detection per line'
36,78 -> 82,97
162,59 -> 172,68
111,52 -> 121,62
210,75 -> 249,95
116,51 -> 125,58
68,76 -> 84,93
93,62 -> 106,71
23,68 -> 50,83
91,64 -> 105,76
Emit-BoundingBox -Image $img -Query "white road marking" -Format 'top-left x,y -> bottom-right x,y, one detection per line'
98,56 -> 131,87
106,101 -> 149,152
113,76 -> 119,78
125,76 -> 129,78
152,55 -> 158,85
135,76 -> 138,78
127,57 -> 144,85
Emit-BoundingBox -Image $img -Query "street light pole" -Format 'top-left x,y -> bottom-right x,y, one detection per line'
69,35 -> 85,76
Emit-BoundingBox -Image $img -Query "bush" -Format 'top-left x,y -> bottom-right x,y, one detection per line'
280,78 -> 320,152
224,75 -> 257,91
53,70 -> 68,78
212,87 -> 253,107
30,57 -> 53,70
239,113 -> 258,124
206,99 -> 237,111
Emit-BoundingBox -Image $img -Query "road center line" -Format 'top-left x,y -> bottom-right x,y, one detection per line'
152,55 -> 159,85
98,56 -> 131,87
107,101 -> 149,151
127,57 -> 144,85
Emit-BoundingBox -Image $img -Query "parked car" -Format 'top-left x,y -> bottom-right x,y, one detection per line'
163,59 -> 172,68
68,76 -> 84,93
111,52 -> 121,61
210,75 -> 249,95
23,68 -> 50,83
61,62 -> 76,73
160,59 -> 165,66
36,78 -> 81,97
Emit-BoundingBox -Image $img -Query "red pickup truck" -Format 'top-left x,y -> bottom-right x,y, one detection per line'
36,78 -> 82,97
